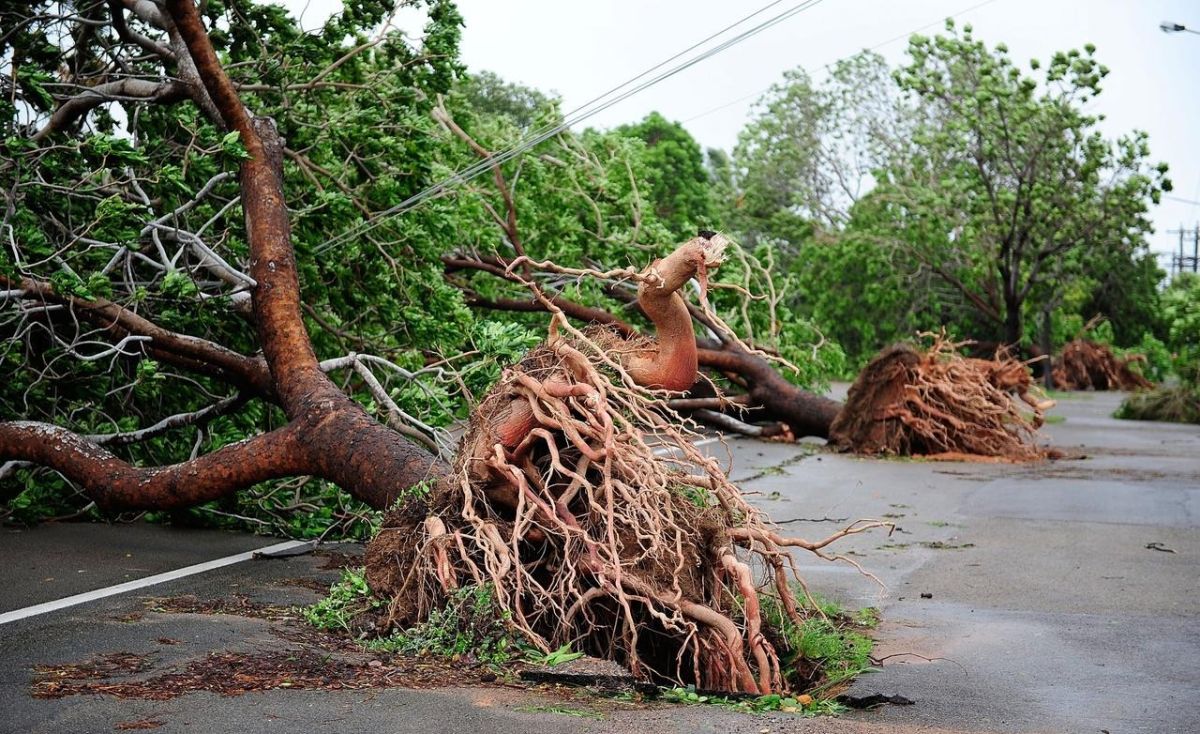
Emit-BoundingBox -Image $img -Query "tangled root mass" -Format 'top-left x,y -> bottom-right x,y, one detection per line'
366,325 -> 886,694
1053,340 -> 1153,392
829,337 -> 1052,460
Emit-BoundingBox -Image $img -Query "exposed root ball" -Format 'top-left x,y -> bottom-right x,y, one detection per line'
829,338 -> 1050,460
1053,340 -> 1153,391
365,325 -> 885,694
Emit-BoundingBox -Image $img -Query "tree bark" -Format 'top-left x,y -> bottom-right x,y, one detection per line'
449,255 -> 843,439
1,0 -> 446,511
697,347 -> 842,438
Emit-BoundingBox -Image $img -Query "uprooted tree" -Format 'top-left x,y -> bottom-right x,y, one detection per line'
0,0 -> 1079,693
0,0 -> 895,694
2,0 -> 854,532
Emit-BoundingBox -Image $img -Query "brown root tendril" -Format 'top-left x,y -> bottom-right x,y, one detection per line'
366,236 -> 889,694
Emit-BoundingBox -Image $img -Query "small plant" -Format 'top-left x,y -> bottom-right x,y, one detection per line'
524,643 -> 584,667
762,592 -> 877,698
364,584 -> 518,665
302,567 -> 382,633
852,607 -> 881,629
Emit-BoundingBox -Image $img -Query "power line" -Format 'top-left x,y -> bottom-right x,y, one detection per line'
682,0 -> 1002,125
315,0 -> 829,254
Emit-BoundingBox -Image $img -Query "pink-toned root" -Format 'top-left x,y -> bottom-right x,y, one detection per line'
367,325 -> 886,694
366,237 -> 885,694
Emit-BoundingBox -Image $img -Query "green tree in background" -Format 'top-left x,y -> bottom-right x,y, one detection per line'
882,21 -> 1171,348
725,52 -> 907,252
458,70 -> 552,129
617,112 -> 717,237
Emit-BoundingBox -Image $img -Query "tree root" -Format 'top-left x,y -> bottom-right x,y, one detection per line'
366,317 -> 889,694
1053,340 -> 1153,391
829,335 -> 1051,460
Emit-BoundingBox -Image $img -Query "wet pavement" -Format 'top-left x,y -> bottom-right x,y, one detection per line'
1,390 -> 1197,733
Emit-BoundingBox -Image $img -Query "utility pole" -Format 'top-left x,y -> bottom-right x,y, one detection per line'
1166,224 -> 1200,276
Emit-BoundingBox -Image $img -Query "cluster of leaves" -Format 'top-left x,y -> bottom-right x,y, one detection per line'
303,571 -> 522,666
1116,274 -> 1200,423
362,584 -> 519,665
302,566 -> 385,632
716,23 -> 1171,368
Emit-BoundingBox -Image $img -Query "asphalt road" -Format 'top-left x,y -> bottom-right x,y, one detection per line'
1,390 -> 1197,733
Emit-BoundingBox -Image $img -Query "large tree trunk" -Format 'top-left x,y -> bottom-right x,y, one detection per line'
1003,294 -> 1023,349
0,0 -> 444,511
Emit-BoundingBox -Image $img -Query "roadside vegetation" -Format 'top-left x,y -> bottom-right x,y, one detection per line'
1,0 -> 1192,701
304,568 -> 877,714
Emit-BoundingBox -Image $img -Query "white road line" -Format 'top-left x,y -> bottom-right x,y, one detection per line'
3,438 -> 727,626
0,539 -> 310,626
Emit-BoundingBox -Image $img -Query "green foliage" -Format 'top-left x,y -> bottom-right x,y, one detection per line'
1161,274 -> 1200,381
723,29 -> 1170,365
617,112 -> 717,236
364,584 -> 518,665
1116,385 -> 1200,425
724,52 -> 903,250
523,642 -> 584,667
884,21 -> 1170,346
766,593 -> 875,693
459,70 -> 552,129
303,567 -> 383,632
1117,274 -> 1200,423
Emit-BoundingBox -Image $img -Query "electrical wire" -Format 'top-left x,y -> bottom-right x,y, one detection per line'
315,0 -> 829,254
682,0 -> 1002,125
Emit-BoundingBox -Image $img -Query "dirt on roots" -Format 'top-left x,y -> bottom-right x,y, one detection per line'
1053,340 -> 1153,391
366,324 -> 887,695
828,338 -> 1052,460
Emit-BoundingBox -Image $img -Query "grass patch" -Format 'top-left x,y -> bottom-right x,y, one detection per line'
761,592 -> 878,704
516,705 -> 603,720
1041,414 -> 1066,424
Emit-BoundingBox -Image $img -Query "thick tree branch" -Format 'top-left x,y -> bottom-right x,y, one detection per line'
450,256 -> 842,437
0,421 -> 304,511
2,273 -> 275,396
32,79 -> 189,142
107,0 -> 175,60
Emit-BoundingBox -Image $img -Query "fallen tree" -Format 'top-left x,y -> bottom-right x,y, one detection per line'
829,337 -> 1053,460
1,2 -> 891,695
1053,339 -> 1153,391
2,0 -> 1050,693
368,235 -> 889,693
0,0 -> 444,511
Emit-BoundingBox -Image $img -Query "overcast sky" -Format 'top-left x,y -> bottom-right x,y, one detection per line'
283,0 -> 1200,265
